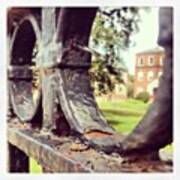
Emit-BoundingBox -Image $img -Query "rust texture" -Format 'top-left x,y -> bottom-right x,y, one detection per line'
8,120 -> 172,173
8,13 -> 42,122
55,8 -> 115,134
7,7 -> 173,172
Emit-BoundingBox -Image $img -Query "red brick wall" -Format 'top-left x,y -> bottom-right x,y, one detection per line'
134,51 -> 165,99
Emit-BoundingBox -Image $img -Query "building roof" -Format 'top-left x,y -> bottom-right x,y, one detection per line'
136,46 -> 165,55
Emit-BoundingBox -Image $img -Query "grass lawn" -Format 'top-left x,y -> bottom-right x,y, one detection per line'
97,98 -> 149,134
30,98 -> 172,173
30,158 -> 42,173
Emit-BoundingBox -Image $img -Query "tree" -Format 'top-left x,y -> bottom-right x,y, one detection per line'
136,91 -> 150,103
90,7 -> 141,94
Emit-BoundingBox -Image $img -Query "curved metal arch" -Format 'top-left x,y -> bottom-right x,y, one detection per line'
55,8 -> 115,134
9,15 -> 42,122
55,7 -> 172,155
8,7 -> 172,155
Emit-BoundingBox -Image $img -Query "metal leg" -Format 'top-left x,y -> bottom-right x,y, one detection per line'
8,143 -> 29,173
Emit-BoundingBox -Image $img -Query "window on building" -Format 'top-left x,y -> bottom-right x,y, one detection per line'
158,71 -> 163,78
138,71 -> 144,81
138,57 -> 144,66
160,56 -> 164,66
147,71 -> 154,81
148,56 -> 155,66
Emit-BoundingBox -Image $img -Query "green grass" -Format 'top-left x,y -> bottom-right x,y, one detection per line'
97,98 -> 149,134
161,144 -> 173,154
30,98 -> 172,173
30,158 -> 42,173
97,98 -> 149,113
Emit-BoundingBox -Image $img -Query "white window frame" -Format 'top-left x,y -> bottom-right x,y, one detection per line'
158,71 -> 163,78
147,71 -> 154,81
160,56 -> 164,66
138,57 -> 144,67
138,71 -> 144,81
148,56 -> 155,66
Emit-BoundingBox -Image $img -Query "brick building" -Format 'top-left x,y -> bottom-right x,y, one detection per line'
134,47 -> 165,100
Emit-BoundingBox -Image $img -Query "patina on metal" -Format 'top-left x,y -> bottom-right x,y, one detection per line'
8,14 -> 42,122
7,7 -> 173,164
37,8 -> 124,152
55,8 -> 115,134
7,120 -> 172,173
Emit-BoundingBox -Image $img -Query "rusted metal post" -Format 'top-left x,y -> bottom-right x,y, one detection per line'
8,143 -> 29,173
41,8 -> 58,131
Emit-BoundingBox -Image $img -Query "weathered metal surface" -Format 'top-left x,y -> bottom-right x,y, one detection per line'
32,7 -> 123,152
51,8 -> 129,152
56,8 -> 115,134
41,8 -> 59,68
7,7 -> 173,165
8,65 -> 33,80
41,8 -> 57,131
119,8 -> 173,156
8,14 -> 42,122
8,8 -> 41,36
40,8 -> 70,134
8,8 -> 123,153
8,143 -> 29,173
8,120 -> 172,173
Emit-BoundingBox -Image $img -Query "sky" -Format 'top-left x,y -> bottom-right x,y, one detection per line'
122,7 -> 159,74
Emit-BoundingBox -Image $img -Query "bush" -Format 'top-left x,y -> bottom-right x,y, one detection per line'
136,91 -> 150,103
127,83 -> 134,98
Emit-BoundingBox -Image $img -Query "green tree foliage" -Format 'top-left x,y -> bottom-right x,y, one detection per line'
127,74 -> 134,98
127,83 -> 134,98
90,7 -> 141,94
136,92 -> 150,103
